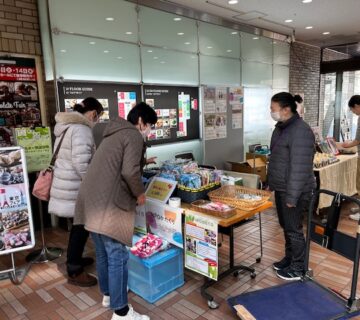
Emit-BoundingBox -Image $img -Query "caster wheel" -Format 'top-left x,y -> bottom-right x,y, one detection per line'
208,300 -> 219,309
233,271 -> 239,277
250,272 -> 256,279
256,257 -> 261,263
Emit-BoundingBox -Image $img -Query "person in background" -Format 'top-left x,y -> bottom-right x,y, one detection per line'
267,92 -> 316,281
337,95 -> 360,220
49,97 -> 103,287
74,102 -> 157,320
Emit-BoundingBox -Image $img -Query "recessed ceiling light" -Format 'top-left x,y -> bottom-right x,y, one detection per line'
177,32 -> 184,36
285,19 -> 293,23
147,50 -> 153,53
173,17 -> 182,21
160,61 -> 166,64
226,49 -> 232,52
322,31 -> 330,35
153,56 -> 158,59
228,0 -> 238,4
60,49 -> 66,53
302,0 -> 312,3
125,31 -> 133,35
273,41 -> 277,44
207,46 -> 213,49
184,42 -> 191,45
191,56 -> 196,59
105,17 -> 114,21
117,56 -> 123,59
305,26 -> 313,29
89,41 -> 96,45
253,37 -> 259,40
103,50 -> 109,53
231,31 -> 238,35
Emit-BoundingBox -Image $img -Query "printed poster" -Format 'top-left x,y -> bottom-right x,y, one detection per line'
232,109 -> 243,129
204,113 -> 227,140
215,87 -> 227,113
204,87 -> 216,114
134,205 -> 147,234
229,87 -> 244,111
185,210 -> 218,280
14,127 -> 52,172
145,177 -> 177,203
64,98 -> 109,122
144,199 -> 183,248
0,147 -> 35,255
117,91 -> 137,119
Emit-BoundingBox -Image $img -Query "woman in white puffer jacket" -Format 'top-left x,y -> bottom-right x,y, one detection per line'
49,97 -> 103,287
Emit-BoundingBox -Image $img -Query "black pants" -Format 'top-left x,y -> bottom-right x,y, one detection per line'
66,224 -> 89,276
275,191 -> 311,271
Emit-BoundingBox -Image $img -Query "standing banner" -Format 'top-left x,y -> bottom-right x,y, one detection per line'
185,210 -> 218,280
14,127 -> 52,172
0,147 -> 35,255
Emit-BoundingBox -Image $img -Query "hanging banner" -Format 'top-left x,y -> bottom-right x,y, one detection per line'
185,210 -> 218,280
0,147 -> 35,255
145,177 -> 177,203
14,127 -> 52,172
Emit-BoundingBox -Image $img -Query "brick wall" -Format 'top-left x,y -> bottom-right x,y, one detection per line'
289,41 -> 321,127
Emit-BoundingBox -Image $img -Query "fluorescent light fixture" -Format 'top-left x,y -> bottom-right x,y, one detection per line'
302,0 -> 312,3
60,49 -> 66,53
125,31 -> 132,35
160,61 -> 166,64
226,49 -> 232,52
253,37 -> 259,40
231,31 -> 238,35
105,17 -> 114,21
285,19 -> 293,23
207,46 -> 213,49
89,41 -> 96,45
228,0 -> 238,4
305,26 -> 313,29
147,50 -> 153,53
322,31 -> 330,35
184,42 -> 191,45
177,32 -> 184,35
117,56 -> 123,59
153,56 -> 158,59
173,17 -> 182,21
103,50 -> 109,53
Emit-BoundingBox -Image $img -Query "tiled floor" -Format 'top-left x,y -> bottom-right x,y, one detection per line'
1,205 -> 360,320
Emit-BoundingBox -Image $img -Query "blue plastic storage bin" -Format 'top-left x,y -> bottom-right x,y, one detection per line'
128,235 -> 184,303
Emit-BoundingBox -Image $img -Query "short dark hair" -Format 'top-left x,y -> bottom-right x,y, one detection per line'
127,102 -> 158,125
348,95 -> 360,108
271,92 -> 303,113
73,97 -> 104,115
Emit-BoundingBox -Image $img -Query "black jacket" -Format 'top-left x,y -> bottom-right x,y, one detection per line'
268,113 -> 316,206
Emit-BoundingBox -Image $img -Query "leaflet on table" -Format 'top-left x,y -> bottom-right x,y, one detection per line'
0,147 -> 35,255
14,127 -> 52,172
64,98 -> 109,122
145,177 -> 177,203
117,91 -> 137,119
184,210 -> 218,280
204,113 -> 227,140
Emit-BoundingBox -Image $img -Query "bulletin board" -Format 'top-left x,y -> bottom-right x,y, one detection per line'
143,85 -> 200,146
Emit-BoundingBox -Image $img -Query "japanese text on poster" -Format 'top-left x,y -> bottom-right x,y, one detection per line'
145,177 -> 177,203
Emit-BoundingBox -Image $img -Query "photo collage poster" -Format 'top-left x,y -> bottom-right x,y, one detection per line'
0,57 -> 41,147
0,147 -> 35,255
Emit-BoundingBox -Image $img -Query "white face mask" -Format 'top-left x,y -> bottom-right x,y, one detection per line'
141,125 -> 151,139
270,111 -> 282,122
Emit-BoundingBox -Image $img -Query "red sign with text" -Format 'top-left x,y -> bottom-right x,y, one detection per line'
0,66 -> 37,82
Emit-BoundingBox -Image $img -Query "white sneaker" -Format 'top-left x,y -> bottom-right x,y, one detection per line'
350,213 -> 360,221
350,207 -> 360,214
111,305 -> 150,320
102,295 -> 110,308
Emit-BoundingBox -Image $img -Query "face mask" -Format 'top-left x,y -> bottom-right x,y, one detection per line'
141,125 -> 151,139
270,112 -> 282,122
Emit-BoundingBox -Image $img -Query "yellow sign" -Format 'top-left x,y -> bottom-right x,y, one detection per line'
145,177 -> 177,203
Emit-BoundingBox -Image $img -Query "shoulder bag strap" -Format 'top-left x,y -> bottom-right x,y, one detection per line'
50,127 -> 69,167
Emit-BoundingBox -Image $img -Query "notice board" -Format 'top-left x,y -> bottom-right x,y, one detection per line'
143,85 -> 200,146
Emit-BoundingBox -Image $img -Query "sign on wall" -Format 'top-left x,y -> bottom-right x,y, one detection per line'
0,147 -> 35,255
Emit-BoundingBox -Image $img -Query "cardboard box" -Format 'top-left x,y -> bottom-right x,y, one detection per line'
246,152 -> 268,163
228,158 -> 267,182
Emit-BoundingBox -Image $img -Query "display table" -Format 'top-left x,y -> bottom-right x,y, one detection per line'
182,201 -> 273,308
314,154 -> 357,209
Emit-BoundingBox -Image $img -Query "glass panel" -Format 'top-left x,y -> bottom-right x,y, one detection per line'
139,6 -> 197,53
241,33 -> 273,63
53,34 -> 141,82
273,65 -> 289,89
273,41 -> 290,65
200,55 -> 240,86
48,0 -> 138,42
243,87 -> 273,157
322,73 -> 336,138
242,61 -> 272,86
199,22 -> 240,58
142,47 -> 198,85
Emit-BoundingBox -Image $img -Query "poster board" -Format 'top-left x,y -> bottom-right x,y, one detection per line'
184,210 -> 218,280
143,85 -> 200,145
145,177 -> 177,203
0,56 -> 42,147
0,147 -> 35,255
14,127 -> 52,172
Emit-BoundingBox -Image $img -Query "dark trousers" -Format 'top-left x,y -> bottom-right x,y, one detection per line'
275,191 -> 311,271
66,224 -> 89,276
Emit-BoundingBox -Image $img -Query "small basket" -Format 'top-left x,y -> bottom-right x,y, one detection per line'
191,200 -> 236,219
208,185 -> 271,211
176,182 -> 221,204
